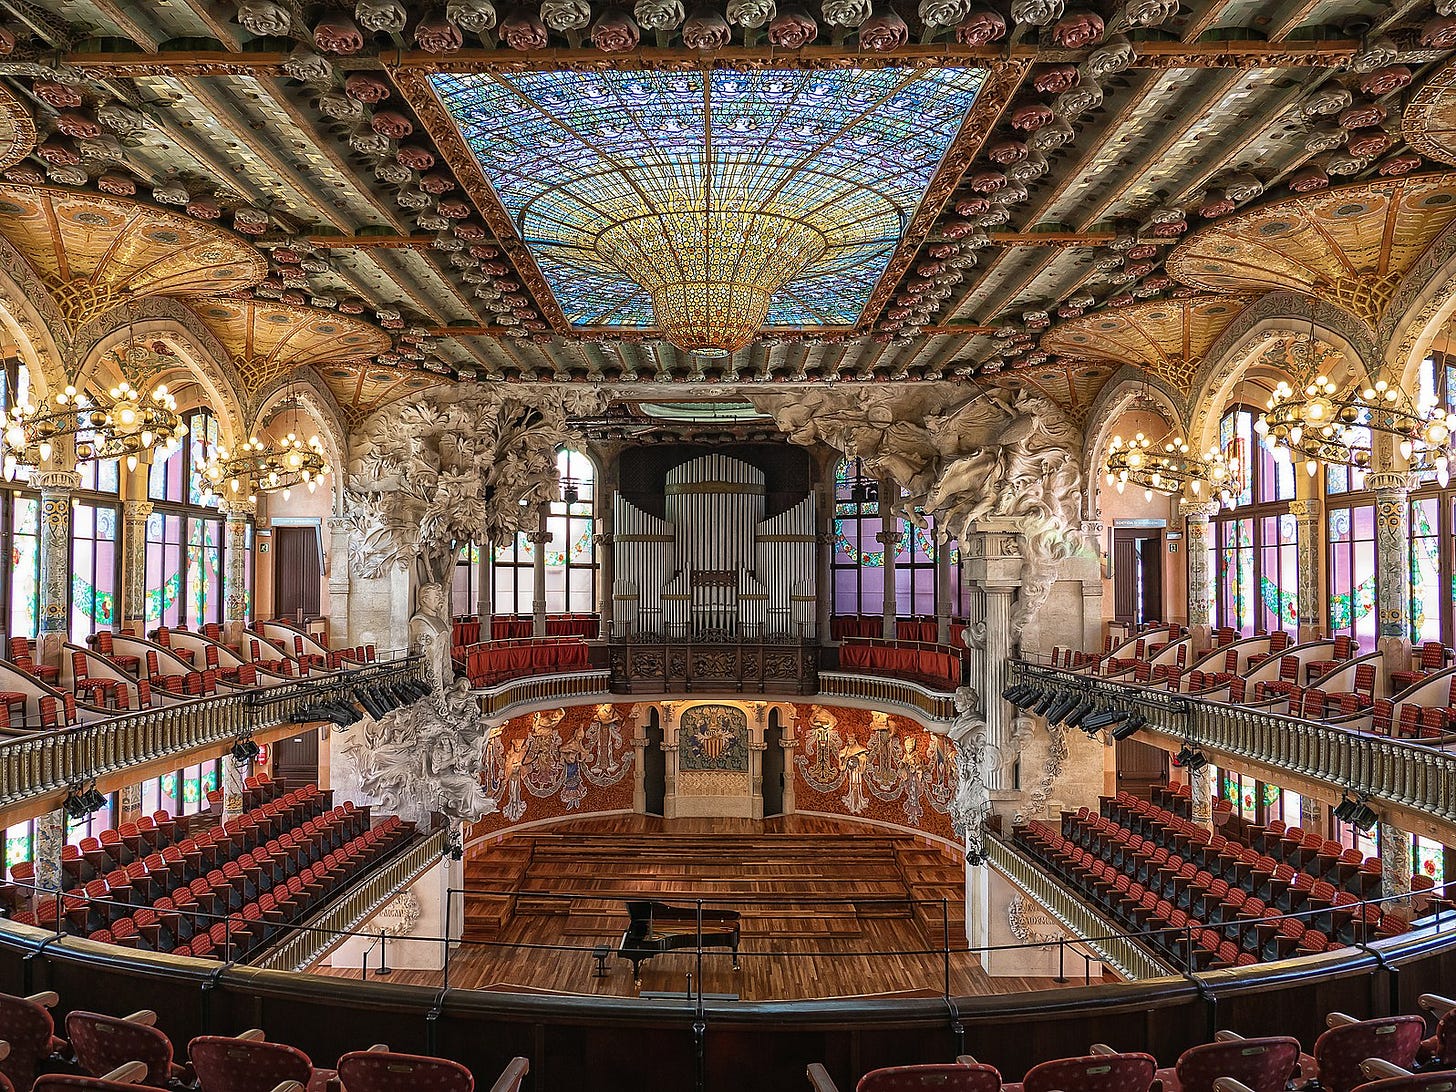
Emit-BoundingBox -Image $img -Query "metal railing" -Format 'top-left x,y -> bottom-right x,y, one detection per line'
256,827 -> 447,972
0,656 -> 425,807
1009,660 -> 1456,831
983,833 -> 1173,982
817,672 -> 958,722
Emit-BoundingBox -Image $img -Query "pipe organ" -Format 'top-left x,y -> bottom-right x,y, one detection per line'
613,454 -> 816,639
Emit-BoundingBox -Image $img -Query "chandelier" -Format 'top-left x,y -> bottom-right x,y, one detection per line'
2,342 -> 186,478
594,204 -> 827,356
196,432 -> 330,504
1257,372 -> 1456,485
1104,431 -> 1241,504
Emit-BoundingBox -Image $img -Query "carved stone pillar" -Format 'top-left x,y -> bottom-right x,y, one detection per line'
877,490 -> 901,640
814,474 -> 834,644
120,499 -> 153,636
1287,497 -> 1324,643
935,541 -> 953,645
979,586 -> 1018,791
779,715 -> 797,813
221,498 -> 255,647
595,458 -> 617,637
36,469 -> 80,663
1380,821 -> 1413,919
117,783 -> 143,826
327,514 -> 353,647
1370,471 -> 1413,669
660,702 -> 680,820
222,750 -> 246,823
960,521 -> 1026,792
1189,763 -> 1213,832
528,512 -> 551,638
1300,793 -> 1324,834
1080,520 -> 1105,649
628,706 -> 648,813
1181,501 -> 1220,654
474,537 -> 494,636
33,809 -> 64,894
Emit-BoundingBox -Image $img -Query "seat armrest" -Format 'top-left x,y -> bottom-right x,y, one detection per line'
1360,1061 -> 1411,1080
26,991 -> 58,1008
0,1041 -> 10,1061
236,1029 -> 267,1041
807,1063 -> 841,1092
1326,1012 -> 1358,1028
1213,1081 -> 1255,1092
1214,1031 -> 1244,1042
268,1084 -> 304,1092
487,1057 -> 530,1092
1089,1044 -> 1117,1056
99,1061 -> 149,1084
123,1010 -> 158,1026
956,1056 -> 980,1066
367,1044 -> 390,1053
1419,993 -> 1456,1018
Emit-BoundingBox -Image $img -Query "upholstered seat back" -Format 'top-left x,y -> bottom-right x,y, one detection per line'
189,1036 -> 313,1092
858,1063 -> 1001,1092
0,991 -> 61,1091
337,1050 -> 474,1092
1022,1053 -> 1156,1092
65,1012 -> 175,1088
1173,1037 -> 1300,1092
1315,1017 -> 1425,1092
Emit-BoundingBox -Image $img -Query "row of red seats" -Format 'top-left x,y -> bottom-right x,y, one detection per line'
92,816 -> 410,961
836,639 -> 965,691
0,990 -> 527,1092
809,1006 -> 1453,1092
829,616 -> 968,645
1242,816 -> 1444,908
461,637 -> 590,687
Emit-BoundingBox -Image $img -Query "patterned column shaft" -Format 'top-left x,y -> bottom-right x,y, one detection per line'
1380,821 -> 1413,918
1370,474 -> 1412,641
982,586 -> 1016,791
935,544 -> 953,645
1287,498 -> 1323,638
1182,506 -> 1217,630
117,783 -> 143,825
121,499 -> 154,632
1300,793 -> 1324,834
222,752 -> 246,823
815,479 -> 834,643
221,501 -> 254,627
36,470 -> 80,639
33,809 -> 64,893
528,521 -> 551,637
326,514 -> 353,647
1189,764 -> 1214,831
877,497 -> 901,641
476,537 -> 494,628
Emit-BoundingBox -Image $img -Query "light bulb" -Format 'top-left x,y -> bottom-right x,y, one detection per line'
126,454 -> 137,472
282,488 -> 291,500
38,441 -> 51,462
1306,460 -> 1318,477
1143,489 -> 1154,502
1400,439 -> 1413,460
140,430 -> 153,448
1115,480 -> 1125,494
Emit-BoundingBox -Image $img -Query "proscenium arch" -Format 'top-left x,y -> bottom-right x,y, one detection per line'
1183,295 -> 1375,457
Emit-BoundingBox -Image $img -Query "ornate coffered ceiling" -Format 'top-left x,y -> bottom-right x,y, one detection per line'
0,0 -> 1447,426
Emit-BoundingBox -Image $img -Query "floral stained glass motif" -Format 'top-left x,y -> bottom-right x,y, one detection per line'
430,67 -> 987,328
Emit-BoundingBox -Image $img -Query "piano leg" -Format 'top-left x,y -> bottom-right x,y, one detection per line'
732,938 -> 741,972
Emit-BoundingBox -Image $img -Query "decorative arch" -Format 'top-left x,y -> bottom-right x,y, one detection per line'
1078,367 -> 1188,516
72,303 -> 247,449
250,373 -> 351,516
1380,216 -> 1456,391
1183,292 -> 1376,454
0,234 -> 65,395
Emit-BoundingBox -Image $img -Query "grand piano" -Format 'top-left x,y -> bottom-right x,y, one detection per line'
617,900 -> 741,984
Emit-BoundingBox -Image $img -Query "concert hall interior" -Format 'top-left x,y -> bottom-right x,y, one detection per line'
3,3 -> 1456,1092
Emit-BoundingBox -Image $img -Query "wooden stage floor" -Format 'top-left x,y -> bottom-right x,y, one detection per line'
310,816 -> 1112,1001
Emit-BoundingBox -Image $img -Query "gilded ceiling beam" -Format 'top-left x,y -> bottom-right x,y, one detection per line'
58,38 -> 1359,78
310,231 -> 1115,251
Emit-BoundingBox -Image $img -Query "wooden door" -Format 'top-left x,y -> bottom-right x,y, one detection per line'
271,729 -> 319,793
1113,528 -> 1164,624
643,710 -> 666,816
762,718 -> 785,817
274,526 -> 322,623
1137,536 -> 1164,623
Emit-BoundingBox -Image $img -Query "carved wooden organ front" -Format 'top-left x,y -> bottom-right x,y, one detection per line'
613,454 -> 815,639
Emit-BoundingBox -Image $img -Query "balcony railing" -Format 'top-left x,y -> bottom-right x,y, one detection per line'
817,672 -> 958,722
477,671 -> 612,717
0,656 -> 425,808
1010,660 -> 1456,832
608,638 -> 817,695
984,832 -> 1173,982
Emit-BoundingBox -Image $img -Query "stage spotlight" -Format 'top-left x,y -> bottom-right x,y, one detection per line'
1349,802 -> 1378,833
1082,708 -> 1130,733
1172,744 -> 1208,771
1064,700 -> 1097,728
1045,692 -> 1081,727
1111,714 -> 1147,741
1333,793 -> 1357,823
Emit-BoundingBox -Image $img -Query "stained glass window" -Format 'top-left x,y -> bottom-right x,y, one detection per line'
71,502 -> 118,641
1210,407 -> 1292,635
1328,503 -> 1377,647
5,821 -> 31,871
1258,513 -> 1298,634
1411,496 -> 1443,644
9,495 -> 39,640
145,512 -> 184,627
492,450 -> 596,615
1415,835 -> 1447,885
430,67 -> 986,329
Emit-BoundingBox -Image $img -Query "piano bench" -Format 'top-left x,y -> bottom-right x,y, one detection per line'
592,945 -> 611,979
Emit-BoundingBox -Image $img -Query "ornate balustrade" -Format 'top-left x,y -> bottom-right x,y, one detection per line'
609,639 -> 817,695
816,672 -> 958,721
0,657 -> 425,808
478,671 -> 613,717
1010,660 -> 1456,834
984,832 -> 1174,982
255,827 -> 447,973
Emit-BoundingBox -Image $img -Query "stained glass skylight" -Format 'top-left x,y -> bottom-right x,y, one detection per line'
430,67 -> 986,330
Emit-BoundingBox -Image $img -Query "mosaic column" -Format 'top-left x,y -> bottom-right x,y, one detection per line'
529,513 -> 551,638
1286,497 -> 1324,642
221,498 -> 255,647
1181,501 -> 1220,654
327,514 -> 353,648
1369,471 -> 1413,669
877,483 -> 901,640
1189,763 -> 1214,832
120,498 -> 154,636
32,809 -> 64,895
1380,821 -> 1413,920
35,469 -> 80,666
222,749 -> 246,823
117,783 -> 143,826
1300,794 -> 1324,835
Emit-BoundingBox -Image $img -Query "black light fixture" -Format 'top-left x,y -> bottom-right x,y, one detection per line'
62,781 -> 105,820
1173,744 -> 1208,772
231,737 -> 261,765
1111,714 -> 1148,741
561,477 -> 580,505
1336,791 -> 1378,832
1082,708 -> 1131,734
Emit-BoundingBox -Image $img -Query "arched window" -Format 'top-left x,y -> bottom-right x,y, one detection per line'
145,408 -> 231,629
1322,413 -> 1377,647
1210,406 -> 1296,635
0,356 -> 39,638
70,452 -> 120,642
831,458 -> 961,621
492,449 -> 596,616
1409,349 -> 1456,646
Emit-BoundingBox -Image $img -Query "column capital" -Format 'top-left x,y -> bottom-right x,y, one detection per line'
122,498 -> 154,520
592,531 -> 613,547
526,530 -> 553,545
219,497 -> 257,518
1367,470 -> 1416,493
1286,497 -> 1322,518
1079,519 -> 1104,539
874,530 -> 903,546
1179,499 -> 1222,522
33,468 -> 80,492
